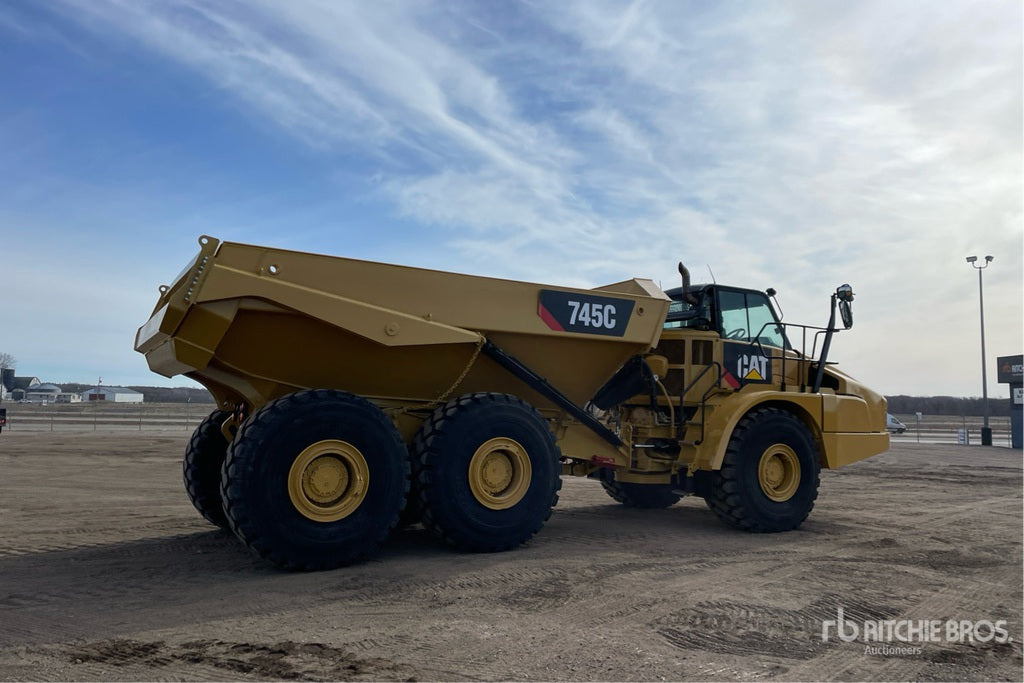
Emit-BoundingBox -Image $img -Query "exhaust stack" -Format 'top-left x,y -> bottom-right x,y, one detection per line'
677,262 -> 698,304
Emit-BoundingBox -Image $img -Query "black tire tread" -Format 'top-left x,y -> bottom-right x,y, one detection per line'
183,409 -> 232,529
220,389 -> 409,571
705,406 -> 820,533
411,392 -> 561,552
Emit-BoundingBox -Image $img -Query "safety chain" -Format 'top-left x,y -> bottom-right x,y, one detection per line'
426,335 -> 486,409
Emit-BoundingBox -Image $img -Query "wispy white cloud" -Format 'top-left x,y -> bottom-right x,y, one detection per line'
3,0 -> 1020,394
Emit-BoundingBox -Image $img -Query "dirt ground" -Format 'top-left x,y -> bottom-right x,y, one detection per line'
0,432 -> 1020,682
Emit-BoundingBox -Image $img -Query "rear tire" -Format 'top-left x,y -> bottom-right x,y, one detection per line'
413,393 -> 561,552
221,390 -> 409,570
183,409 -> 232,529
598,469 -> 681,509
705,407 -> 820,532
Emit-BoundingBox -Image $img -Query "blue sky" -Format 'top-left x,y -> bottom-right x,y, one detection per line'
0,0 -> 1020,397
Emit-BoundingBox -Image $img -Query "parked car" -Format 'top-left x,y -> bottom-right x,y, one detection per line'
886,413 -> 907,434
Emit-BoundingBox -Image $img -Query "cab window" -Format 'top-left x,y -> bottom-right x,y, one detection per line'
663,291 -> 708,330
718,290 -> 787,348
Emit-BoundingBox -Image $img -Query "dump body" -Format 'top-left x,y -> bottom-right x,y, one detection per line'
136,236 -> 672,423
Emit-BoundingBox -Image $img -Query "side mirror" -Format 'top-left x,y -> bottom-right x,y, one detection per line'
836,284 -> 854,329
839,300 -> 853,329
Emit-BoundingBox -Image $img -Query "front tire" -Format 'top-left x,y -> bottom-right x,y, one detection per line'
705,407 -> 820,532
412,393 -> 561,552
183,409 -> 232,529
221,390 -> 409,570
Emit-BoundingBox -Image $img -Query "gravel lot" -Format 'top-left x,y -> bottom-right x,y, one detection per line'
0,432 -> 1020,681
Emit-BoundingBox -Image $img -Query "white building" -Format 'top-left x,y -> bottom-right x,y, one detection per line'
21,383 -> 81,404
24,383 -> 59,403
81,386 -> 144,403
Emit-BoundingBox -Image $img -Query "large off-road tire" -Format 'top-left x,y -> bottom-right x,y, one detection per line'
183,409 -> 232,529
705,407 -> 820,532
598,469 -> 681,509
412,393 -> 562,552
220,389 -> 409,571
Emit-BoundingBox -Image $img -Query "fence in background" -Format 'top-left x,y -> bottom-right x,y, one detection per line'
0,403 -> 212,433
889,414 -> 1014,447
0,405 -> 1015,447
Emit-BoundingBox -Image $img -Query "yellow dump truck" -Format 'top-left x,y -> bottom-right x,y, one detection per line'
136,236 -> 888,570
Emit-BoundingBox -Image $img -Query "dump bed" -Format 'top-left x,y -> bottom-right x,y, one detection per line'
135,236 -> 672,412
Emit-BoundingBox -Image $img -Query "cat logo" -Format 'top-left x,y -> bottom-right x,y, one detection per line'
737,354 -> 770,382
722,345 -> 772,387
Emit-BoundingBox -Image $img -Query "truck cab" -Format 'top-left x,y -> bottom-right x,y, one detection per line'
663,284 -> 788,349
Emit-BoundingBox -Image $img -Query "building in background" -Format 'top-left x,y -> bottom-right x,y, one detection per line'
25,383 -> 61,403
81,386 -> 144,403
0,376 -> 82,403
1,374 -> 41,401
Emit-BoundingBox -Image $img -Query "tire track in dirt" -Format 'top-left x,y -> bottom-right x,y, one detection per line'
0,520 -> 211,558
599,472 -> 1021,679
344,457 -> 1019,680
783,486 -> 1023,682
1,438 -> 1020,681
645,560 -> 910,668
785,562 -> 1023,682
0,531 -> 267,646
50,638 -> 421,682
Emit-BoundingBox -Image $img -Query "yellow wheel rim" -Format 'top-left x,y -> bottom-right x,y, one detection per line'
757,444 -> 801,502
287,440 -> 369,522
468,437 -> 531,510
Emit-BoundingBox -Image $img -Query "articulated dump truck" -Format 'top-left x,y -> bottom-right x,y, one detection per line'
135,235 -> 889,570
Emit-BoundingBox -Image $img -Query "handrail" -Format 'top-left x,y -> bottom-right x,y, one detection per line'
747,320 -> 840,393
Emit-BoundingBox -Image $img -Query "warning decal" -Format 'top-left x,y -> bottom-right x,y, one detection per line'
721,371 -> 741,390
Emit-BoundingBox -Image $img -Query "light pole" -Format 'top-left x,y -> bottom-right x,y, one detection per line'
966,255 -> 993,446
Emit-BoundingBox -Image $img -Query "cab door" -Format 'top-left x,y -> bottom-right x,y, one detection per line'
715,288 -> 787,389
